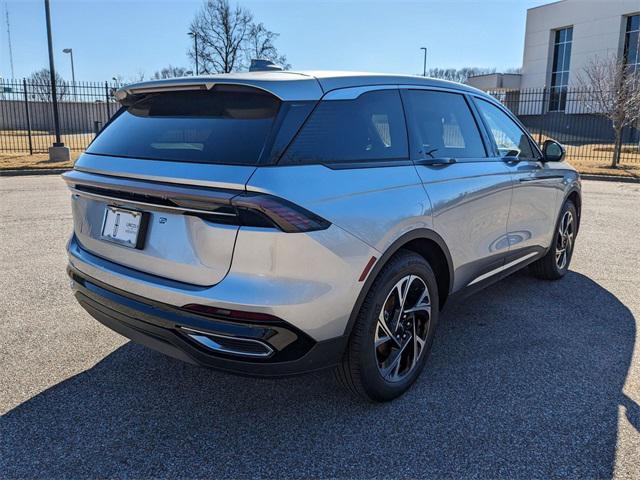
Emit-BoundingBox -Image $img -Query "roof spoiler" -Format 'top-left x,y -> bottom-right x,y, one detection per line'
114,82 -> 216,106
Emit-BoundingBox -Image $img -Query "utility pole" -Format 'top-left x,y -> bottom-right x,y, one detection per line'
44,0 -> 69,160
420,47 -> 427,77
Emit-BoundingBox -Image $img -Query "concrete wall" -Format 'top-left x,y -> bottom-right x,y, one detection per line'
0,100 -> 118,134
466,73 -> 522,91
521,0 -> 639,89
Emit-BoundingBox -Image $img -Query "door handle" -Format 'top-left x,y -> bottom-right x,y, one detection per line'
415,158 -> 457,166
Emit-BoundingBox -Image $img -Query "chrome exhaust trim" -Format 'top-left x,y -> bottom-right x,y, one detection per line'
180,327 -> 274,359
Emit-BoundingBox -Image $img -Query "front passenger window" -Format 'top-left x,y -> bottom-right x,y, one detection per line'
402,90 -> 486,159
475,99 -> 538,160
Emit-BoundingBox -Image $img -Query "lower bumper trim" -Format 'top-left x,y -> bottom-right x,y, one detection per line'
69,266 -> 348,377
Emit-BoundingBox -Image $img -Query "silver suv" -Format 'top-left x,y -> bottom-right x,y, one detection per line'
64,71 -> 581,401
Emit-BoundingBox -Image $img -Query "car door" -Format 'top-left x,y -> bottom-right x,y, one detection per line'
401,88 -> 513,292
473,97 -> 562,259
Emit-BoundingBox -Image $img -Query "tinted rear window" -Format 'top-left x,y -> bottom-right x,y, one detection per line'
280,89 -> 408,165
87,86 -> 280,165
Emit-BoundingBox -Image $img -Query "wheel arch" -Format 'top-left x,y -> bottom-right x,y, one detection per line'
565,187 -> 582,234
343,228 -> 454,339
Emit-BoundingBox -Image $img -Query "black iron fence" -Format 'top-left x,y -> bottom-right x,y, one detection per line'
0,79 -> 120,153
1,80 -> 639,165
487,87 -> 640,165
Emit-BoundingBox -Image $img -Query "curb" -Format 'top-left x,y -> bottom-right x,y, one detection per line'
0,168 -> 72,177
580,174 -> 640,184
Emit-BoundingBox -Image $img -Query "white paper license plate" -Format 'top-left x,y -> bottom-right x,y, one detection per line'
101,206 -> 146,249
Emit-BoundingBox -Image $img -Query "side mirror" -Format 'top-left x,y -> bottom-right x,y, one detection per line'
542,139 -> 565,162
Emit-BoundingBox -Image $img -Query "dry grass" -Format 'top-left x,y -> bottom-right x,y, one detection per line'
0,152 -> 79,171
562,144 -> 640,178
0,130 -> 95,155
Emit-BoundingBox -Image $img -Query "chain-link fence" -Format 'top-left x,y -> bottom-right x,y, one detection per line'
487,87 -> 640,164
0,79 -> 120,154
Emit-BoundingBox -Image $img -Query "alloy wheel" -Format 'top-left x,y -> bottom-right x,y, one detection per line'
374,275 -> 431,382
555,210 -> 575,270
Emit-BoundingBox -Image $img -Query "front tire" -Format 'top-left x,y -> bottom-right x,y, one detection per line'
335,250 -> 439,402
530,200 -> 577,280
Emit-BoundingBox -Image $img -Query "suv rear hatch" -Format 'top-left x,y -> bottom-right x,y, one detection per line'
65,82 -> 317,286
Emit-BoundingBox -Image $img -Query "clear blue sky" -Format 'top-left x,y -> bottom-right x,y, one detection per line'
1,0 -> 550,82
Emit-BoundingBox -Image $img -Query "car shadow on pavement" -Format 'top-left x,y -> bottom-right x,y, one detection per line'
1,270 -> 637,479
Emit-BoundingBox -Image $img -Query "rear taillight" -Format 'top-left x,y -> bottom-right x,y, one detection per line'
232,193 -> 331,233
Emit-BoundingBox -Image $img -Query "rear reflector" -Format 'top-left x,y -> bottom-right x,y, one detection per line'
181,304 -> 283,323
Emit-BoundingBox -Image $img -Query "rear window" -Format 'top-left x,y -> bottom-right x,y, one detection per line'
87,85 -> 281,165
279,89 -> 408,165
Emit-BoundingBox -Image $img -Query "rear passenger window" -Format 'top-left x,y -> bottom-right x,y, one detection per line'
474,99 -> 538,160
280,89 -> 408,165
402,90 -> 486,159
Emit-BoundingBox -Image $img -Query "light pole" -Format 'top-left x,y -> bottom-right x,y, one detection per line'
44,0 -> 66,158
420,47 -> 427,77
62,48 -> 75,100
188,31 -> 199,75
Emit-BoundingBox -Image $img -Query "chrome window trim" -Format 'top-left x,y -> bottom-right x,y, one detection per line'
321,84 -> 399,100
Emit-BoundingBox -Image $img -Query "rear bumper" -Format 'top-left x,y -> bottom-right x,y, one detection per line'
69,266 -> 348,377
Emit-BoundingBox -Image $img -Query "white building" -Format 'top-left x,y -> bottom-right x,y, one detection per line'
468,0 -> 639,112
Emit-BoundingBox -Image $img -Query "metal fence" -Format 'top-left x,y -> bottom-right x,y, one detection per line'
487,87 -> 640,165
0,79 -> 120,154
1,79 -> 639,165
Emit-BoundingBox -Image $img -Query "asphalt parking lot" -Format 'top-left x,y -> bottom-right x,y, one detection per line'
1,175 -> 639,479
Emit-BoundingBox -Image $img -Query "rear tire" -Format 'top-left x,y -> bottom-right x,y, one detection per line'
335,250 -> 439,402
530,200 -> 577,280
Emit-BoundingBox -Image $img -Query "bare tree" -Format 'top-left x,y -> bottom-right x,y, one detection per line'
577,55 -> 640,167
152,65 -> 190,79
129,71 -> 146,83
27,68 -> 68,101
245,22 -> 289,69
189,0 -> 253,73
428,67 -> 496,83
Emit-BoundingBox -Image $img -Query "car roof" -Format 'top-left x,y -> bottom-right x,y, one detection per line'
116,70 -> 486,103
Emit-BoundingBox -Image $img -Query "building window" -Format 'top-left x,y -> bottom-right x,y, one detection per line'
549,27 -> 573,111
624,14 -> 639,72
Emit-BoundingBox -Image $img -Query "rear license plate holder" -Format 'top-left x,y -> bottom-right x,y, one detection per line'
101,206 -> 148,249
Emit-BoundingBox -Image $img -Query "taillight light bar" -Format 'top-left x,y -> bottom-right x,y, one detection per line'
64,170 -> 331,233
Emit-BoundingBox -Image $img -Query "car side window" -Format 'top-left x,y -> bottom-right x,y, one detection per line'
475,98 -> 539,160
279,89 -> 408,165
401,90 -> 487,159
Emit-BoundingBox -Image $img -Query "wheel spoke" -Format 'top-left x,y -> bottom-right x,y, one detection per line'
377,311 -> 400,347
404,287 -> 431,315
375,331 -> 392,348
380,338 -> 410,380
